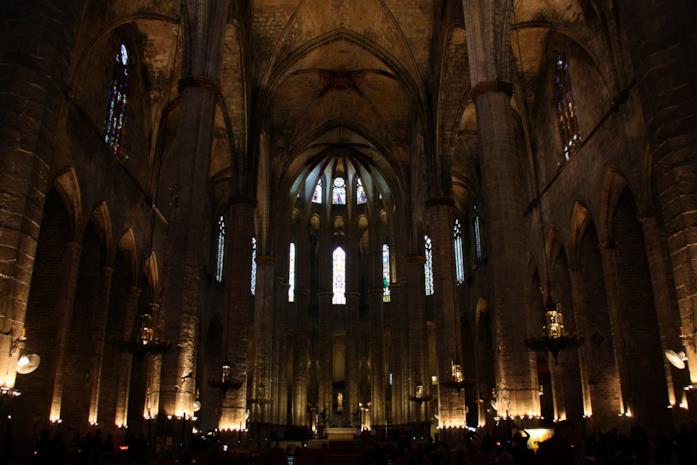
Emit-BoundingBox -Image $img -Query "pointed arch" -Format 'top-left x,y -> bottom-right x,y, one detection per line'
117,228 -> 139,283
53,168 -> 83,240
569,201 -> 591,262
144,251 -> 159,292
90,201 -> 113,260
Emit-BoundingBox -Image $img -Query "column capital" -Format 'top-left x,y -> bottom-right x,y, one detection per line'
345,291 -> 361,298
294,288 -> 311,297
228,196 -> 257,209
425,197 -> 455,209
368,288 -> 384,296
471,80 -> 513,98
318,291 -> 333,298
101,266 -> 114,277
256,255 -> 275,265
405,255 -> 426,264
178,75 -> 220,93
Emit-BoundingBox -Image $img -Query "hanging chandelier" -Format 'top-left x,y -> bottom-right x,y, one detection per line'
525,299 -> 584,363
409,382 -> 433,404
208,360 -> 242,393
118,313 -> 172,356
440,361 -> 475,391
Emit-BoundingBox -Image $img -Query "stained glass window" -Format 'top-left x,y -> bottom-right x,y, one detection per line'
332,247 -> 346,304
215,215 -> 225,283
554,53 -> 581,160
288,243 -> 295,302
424,235 -> 434,296
104,43 -> 129,158
382,244 -> 391,302
312,179 -> 323,204
356,178 -> 367,205
332,177 -> 346,205
473,205 -> 482,265
251,236 -> 257,295
454,219 -> 465,284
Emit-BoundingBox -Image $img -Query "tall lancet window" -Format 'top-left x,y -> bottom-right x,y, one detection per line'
356,178 -> 367,205
382,244 -> 391,302
288,243 -> 296,302
104,43 -> 129,158
332,177 -> 346,205
312,179 -> 323,204
332,247 -> 346,304
250,236 -> 257,295
424,235 -> 434,296
454,219 -> 465,285
215,215 -> 225,283
554,53 -> 581,160
473,204 -> 483,265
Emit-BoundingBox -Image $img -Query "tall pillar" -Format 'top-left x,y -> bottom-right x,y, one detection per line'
251,256 -> 274,424
88,266 -> 114,426
388,281 -> 407,425
0,0 -> 82,390
471,84 -> 538,417
145,303 -> 163,419
368,288 -> 386,427
49,242 -> 82,422
292,288 -> 310,426
640,216 -> 690,407
617,1 -> 697,397
428,201 -> 467,428
317,291 -> 333,420
114,286 -> 142,427
345,290 -> 361,426
158,0 -> 230,419
598,245 -> 633,415
405,256 -> 427,424
271,277 -> 290,425
219,200 -> 254,431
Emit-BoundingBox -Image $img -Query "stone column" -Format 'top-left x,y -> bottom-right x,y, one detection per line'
251,256 -> 274,424
640,216 -> 690,406
292,288 -> 311,426
88,266 -> 114,426
271,277 -> 290,425
368,288 -> 386,427
114,286 -> 142,427
144,303 -> 163,419
0,0 -> 82,390
566,266 -> 594,420
472,83 -> 539,418
317,291 -> 334,420
219,200 -> 254,431
388,281 -> 407,425
49,242 -> 82,422
598,245 -> 633,414
617,1 -> 697,397
428,201 -> 467,428
345,290 -> 361,426
405,256 -> 427,424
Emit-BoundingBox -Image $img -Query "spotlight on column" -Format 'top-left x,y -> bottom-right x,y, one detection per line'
665,350 -> 688,370
16,354 -> 40,374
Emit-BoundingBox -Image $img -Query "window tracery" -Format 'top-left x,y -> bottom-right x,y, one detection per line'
554,53 -> 581,160
424,235 -> 434,296
333,247 -> 346,304
104,43 -> 129,158
215,215 -> 225,283
356,178 -> 367,205
332,177 -> 346,205
454,219 -> 465,285
312,179 -> 323,204
382,244 -> 391,302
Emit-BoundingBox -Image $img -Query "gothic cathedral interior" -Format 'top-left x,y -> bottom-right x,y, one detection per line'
1,0 -> 696,462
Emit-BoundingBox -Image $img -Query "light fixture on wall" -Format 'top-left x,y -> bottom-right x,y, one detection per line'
16,353 -> 40,374
525,299 -> 584,363
665,350 -> 688,370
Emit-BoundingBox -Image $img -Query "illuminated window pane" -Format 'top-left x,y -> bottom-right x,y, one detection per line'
104,43 -> 129,158
356,178 -> 367,205
215,215 -> 225,283
333,247 -> 346,304
554,53 -> 581,160
424,235 -> 434,296
332,177 -> 346,205
312,179 -> 323,204
454,219 -> 464,285
251,236 -> 257,295
382,243 -> 391,302
288,243 -> 295,302
473,205 -> 482,265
